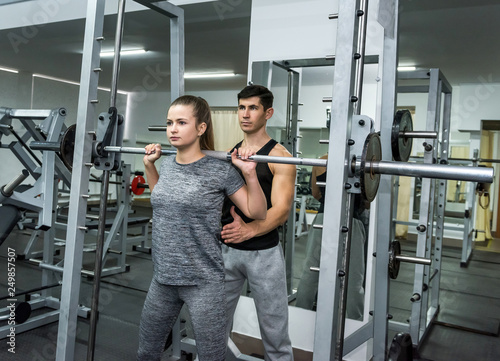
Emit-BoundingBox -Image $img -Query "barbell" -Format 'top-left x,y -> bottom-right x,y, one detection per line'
104,134 -> 494,203
29,124 -> 493,202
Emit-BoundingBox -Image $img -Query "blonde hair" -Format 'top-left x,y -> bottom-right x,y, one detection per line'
170,95 -> 215,150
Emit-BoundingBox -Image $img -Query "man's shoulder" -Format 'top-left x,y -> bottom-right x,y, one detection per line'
269,142 -> 292,157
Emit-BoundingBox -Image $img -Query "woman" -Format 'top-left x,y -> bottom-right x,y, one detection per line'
137,95 -> 267,361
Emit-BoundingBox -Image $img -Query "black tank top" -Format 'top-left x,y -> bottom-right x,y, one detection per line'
221,139 -> 279,250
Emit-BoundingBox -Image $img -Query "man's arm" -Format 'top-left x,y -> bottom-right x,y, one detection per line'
221,145 -> 296,244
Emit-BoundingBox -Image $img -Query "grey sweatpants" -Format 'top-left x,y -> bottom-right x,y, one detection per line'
223,244 -> 294,361
137,277 -> 226,361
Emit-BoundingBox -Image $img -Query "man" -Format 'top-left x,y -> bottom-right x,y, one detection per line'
221,85 -> 296,360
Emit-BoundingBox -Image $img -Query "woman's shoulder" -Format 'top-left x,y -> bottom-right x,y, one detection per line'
203,155 -> 232,169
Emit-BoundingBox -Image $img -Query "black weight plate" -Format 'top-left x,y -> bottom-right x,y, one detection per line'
388,332 -> 413,361
360,132 -> 381,202
392,110 -> 413,162
389,240 -> 401,280
60,124 -> 76,171
15,302 -> 32,324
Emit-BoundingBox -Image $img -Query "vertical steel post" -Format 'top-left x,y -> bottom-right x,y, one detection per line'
56,1 -> 105,360
87,1 -> 126,360
431,77 -> 452,313
313,0 -> 361,359
373,0 -> 399,359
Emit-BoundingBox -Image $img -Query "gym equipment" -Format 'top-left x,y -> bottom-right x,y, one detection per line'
0,302 -> 32,325
0,205 -> 22,246
388,240 -> 432,280
0,169 -> 29,204
131,175 -> 147,195
388,332 -> 413,361
99,143 -> 494,204
392,110 -> 413,162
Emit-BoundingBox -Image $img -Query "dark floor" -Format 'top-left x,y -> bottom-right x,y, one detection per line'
0,205 -> 499,360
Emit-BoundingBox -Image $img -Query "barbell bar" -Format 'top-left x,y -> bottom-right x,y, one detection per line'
103,146 -> 494,184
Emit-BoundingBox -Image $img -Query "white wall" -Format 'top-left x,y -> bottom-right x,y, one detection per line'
456,81 -> 500,132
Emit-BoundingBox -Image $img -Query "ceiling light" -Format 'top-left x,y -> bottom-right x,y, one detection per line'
398,66 -> 416,71
100,49 -> 147,57
0,66 -> 19,74
184,72 -> 236,79
33,73 -> 128,94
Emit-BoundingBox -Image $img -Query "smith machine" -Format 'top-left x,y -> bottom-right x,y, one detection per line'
2,0 -> 494,361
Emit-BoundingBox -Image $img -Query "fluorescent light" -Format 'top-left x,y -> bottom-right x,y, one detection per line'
33,73 -> 128,95
0,66 -> 18,74
100,49 -> 147,57
184,72 -> 236,79
398,66 -> 416,71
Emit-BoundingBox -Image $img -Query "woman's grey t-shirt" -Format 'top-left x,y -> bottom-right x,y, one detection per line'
150,155 -> 244,286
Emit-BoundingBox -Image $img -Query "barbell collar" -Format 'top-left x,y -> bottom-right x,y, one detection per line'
395,254 -> 432,266
372,160 -> 494,183
401,131 -> 437,139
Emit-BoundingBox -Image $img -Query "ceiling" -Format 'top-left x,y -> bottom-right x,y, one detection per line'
0,0 -> 499,93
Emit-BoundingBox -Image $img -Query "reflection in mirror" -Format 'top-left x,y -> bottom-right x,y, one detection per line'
293,154 -> 368,321
289,65 -> 373,320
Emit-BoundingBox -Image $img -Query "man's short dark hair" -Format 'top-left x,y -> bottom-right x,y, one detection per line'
237,85 -> 274,110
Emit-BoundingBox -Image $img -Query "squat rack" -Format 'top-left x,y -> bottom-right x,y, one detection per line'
49,0 -> 494,360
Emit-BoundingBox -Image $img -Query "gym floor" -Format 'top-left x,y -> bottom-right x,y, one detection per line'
0,204 -> 499,361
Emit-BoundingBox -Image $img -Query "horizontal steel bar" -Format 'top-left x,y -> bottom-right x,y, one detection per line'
402,131 -> 437,139
202,150 -> 329,167
373,161 -> 494,183
395,255 -> 432,266
104,145 -> 177,156
104,146 -> 494,184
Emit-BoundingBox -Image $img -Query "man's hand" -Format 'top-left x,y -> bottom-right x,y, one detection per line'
221,206 -> 254,244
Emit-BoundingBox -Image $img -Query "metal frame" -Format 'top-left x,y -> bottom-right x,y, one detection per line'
314,1 -> 366,359
0,108 -> 87,340
390,68 -> 453,349
55,1 -> 184,360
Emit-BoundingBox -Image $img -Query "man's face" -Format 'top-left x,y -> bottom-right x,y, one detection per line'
237,96 -> 273,134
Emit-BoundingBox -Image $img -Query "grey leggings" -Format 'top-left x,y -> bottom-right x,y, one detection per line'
137,277 -> 226,361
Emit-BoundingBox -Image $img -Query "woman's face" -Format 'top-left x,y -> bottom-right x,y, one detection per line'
166,104 -> 205,149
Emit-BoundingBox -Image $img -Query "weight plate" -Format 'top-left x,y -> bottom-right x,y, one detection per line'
131,175 -> 146,195
360,132 -> 381,202
389,240 -> 401,280
392,110 -> 413,162
60,124 -> 76,171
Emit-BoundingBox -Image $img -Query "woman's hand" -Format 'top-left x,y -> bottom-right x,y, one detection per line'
144,143 -> 162,165
230,148 -> 257,175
